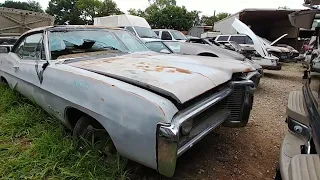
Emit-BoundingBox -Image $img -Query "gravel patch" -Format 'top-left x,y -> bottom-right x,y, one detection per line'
133,63 -> 305,180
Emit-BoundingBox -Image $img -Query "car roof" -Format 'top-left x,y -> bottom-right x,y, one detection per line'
22,25 -> 123,36
153,29 -> 179,31
217,34 -> 247,37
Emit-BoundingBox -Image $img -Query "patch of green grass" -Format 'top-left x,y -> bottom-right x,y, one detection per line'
0,84 -> 127,179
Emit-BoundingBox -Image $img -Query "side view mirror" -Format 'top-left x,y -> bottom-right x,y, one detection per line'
0,46 -> 9,53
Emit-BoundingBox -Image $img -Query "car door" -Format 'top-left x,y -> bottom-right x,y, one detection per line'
10,32 -> 49,105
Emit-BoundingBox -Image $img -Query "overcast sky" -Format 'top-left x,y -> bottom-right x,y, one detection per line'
0,0 -> 306,16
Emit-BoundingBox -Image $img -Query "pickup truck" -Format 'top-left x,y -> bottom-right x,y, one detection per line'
0,25 -> 255,177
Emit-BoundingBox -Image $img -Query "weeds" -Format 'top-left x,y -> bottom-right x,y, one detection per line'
0,84 -> 127,179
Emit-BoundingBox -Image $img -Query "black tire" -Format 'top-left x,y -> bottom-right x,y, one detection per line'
0,77 -> 8,85
73,116 -> 116,155
274,163 -> 282,180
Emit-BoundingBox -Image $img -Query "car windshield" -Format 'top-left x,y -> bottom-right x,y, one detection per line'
135,26 -> 159,39
170,30 -> 187,40
145,41 -> 172,54
163,41 -> 181,53
49,29 -> 149,60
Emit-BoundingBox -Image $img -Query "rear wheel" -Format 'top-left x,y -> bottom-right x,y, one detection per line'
0,77 -> 8,85
73,116 -> 118,160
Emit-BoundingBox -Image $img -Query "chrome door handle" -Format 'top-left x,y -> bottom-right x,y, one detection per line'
13,65 -> 19,71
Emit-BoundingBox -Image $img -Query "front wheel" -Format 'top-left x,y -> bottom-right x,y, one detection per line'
73,116 -> 117,157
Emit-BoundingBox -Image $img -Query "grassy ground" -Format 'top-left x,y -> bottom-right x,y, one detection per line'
0,84 -> 127,179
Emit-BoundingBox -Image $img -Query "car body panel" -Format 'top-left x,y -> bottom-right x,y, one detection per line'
232,19 -> 269,58
68,51 -> 255,104
0,26 -> 256,177
270,34 -> 288,46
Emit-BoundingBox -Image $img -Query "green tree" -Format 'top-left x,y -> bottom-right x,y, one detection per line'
200,12 -> 231,25
128,0 -> 200,31
46,0 -> 85,25
0,0 -> 43,12
148,0 -> 176,9
128,8 -> 146,17
76,0 -> 122,24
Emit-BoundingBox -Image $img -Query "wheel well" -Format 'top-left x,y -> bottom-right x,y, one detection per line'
198,52 -> 219,57
65,107 -> 103,129
0,76 -> 8,84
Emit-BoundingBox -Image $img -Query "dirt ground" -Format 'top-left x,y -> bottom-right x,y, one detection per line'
132,63 -> 305,180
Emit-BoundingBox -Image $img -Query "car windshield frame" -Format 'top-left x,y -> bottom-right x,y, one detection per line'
134,26 -> 159,39
170,30 -> 187,40
48,29 -> 149,60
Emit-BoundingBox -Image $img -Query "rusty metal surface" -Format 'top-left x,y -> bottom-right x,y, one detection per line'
69,51 -> 254,104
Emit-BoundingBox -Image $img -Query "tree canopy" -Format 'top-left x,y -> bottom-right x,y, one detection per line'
0,0 -> 43,12
46,0 -> 123,25
128,0 -> 230,31
1,0 -> 231,30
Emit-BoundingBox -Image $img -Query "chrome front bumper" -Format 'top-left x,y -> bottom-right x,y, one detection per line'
156,80 -> 254,177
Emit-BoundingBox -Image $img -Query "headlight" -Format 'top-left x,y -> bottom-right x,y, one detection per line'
181,119 -> 193,136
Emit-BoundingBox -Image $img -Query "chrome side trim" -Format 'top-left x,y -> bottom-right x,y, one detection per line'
177,110 -> 230,156
173,87 -> 233,126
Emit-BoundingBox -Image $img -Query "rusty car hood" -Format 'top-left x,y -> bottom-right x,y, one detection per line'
68,52 -> 254,104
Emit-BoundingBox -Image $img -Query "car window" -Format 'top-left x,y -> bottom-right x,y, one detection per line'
49,30 -> 128,60
145,41 -> 171,53
14,33 -> 45,60
216,36 -> 229,41
161,31 -> 172,40
154,31 -> 159,36
170,30 -> 187,40
125,26 -> 136,36
163,41 -> 181,53
230,36 -> 246,44
246,36 -> 254,44
113,30 -> 149,52
134,26 -> 159,39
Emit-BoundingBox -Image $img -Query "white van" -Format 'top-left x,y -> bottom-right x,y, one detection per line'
94,14 -> 159,42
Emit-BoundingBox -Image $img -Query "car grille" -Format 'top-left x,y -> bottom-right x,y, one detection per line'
192,101 -> 224,127
221,86 -> 245,122
191,86 -> 245,128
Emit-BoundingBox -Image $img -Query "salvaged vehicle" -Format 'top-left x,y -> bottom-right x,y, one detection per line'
0,25 -> 257,177
232,19 -> 282,70
93,14 -> 159,42
259,35 -> 299,62
275,6 -> 320,180
145,40 -> 263,87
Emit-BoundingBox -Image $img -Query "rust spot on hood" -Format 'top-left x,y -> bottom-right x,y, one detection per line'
155,66 -> 192,74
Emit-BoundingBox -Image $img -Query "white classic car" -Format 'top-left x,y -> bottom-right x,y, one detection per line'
0,25 -> 256,177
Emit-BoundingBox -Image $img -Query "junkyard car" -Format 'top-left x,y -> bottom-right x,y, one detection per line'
145,40 -> 263,87
275,6 -> 320,180
232,19 -> 282,70
0,25 -> 256,177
